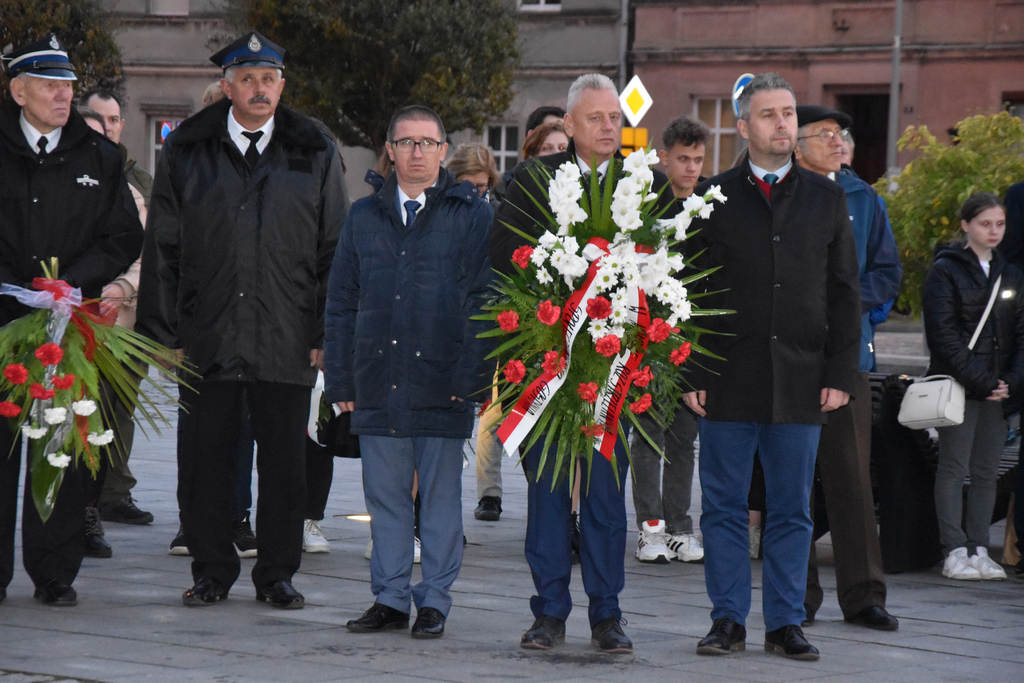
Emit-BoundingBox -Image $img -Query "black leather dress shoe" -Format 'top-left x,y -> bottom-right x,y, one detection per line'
697,617 -> 746,655
520,615 -> 566,650
411,606 -> 446,638
182,576 -> 228,606
591,617 -> 633,654
256,580 -> 304,609
765,624 -> 819,661
845,605 -> 899,631
346,602 -> 409,632
33,581 -> 77,606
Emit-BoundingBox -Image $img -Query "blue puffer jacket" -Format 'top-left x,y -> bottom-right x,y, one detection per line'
836,168 -> 902,371
323,169 -> 494,438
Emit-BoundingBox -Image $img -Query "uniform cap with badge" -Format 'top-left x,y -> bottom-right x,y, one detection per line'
3,34 -> 78,81
210,31 -> 286,71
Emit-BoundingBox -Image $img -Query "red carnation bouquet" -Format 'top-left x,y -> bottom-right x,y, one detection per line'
478,151 -> 729,487
0,260 -> 190,521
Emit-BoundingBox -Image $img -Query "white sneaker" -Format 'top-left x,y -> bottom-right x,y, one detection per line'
942,547 -> 982,580
365,536 -> 421,564
970,547 -> 1007,580
302,519 -> 330,553
635,519 -> 671,563
667,532 -> 704,562
748,524 -> 761,560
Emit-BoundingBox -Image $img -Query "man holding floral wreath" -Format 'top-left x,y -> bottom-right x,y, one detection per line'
491,73 -> 676,654
0,35 -> 143,606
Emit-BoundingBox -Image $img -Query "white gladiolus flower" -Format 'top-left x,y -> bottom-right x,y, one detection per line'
538,232 -> 559,250
698,202 -> 715,220
43,407 -> 68,425
672,211 -> 694,240
706,184 -> 728,203
22,424 -> 48,440
530,247 -> 549,267
683,194 -> 705,216
47,452 -> 71,468
71,399 -> 97,416
87,430 -> 115,446
535,266 -> 553,284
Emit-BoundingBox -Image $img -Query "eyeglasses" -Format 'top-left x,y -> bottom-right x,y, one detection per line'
391,138 -> 442,153
797,128 -> 851,142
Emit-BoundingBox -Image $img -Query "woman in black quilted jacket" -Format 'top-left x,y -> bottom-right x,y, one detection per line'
923,192 -> 1024,581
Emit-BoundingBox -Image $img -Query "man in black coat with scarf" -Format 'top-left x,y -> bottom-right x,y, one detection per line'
137,31 -> 347,609
683,73 -> 861,661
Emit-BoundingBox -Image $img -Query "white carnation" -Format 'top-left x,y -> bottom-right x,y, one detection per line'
22,424 -> 48,440
46,452 -> 71,468
71,399 -> 97,416
535,266 -> 553,285
530,247 -> 549,268
43,407 -> 68,425
87,429 -> 115,446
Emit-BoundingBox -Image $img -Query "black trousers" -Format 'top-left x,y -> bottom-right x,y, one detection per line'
0,418 -> 87,590
178,380 -> 308,590
805,372 -> 887,619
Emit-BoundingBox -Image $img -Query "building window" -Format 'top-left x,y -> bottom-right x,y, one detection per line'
693,97 -> 740,177
519,0 -> 561,11
1005,94 -> 1024,120
487,124 -> 520,173
150,117 -> 182,172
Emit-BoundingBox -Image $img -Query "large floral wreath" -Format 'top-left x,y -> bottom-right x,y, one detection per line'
479,150 -> 729,487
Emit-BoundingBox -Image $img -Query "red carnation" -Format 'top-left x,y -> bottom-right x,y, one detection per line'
34,343 -> 63,366
3,364 -> 29,385
503,360 -> 526,384
646,318 -> 673,344
0,401 -> 21,418
512,245 -> 535,269
595,334 -> 621,358
580,424 -> 604,438
630,393 -> 653,414
542,350 -> 565,376
631,366 -> 653,388
29,383 -> 55,400
585,296 -> 612,320
497,310 -> 520,332
670,342 -> 692,366
52,374 -> 76,390
536,300 -> 562,326
577,382 -> 599,403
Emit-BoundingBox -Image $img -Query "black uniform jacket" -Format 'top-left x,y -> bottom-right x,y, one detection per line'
137,99 -> 348,386
0,102 -> 142,325
686,156 -> 861,424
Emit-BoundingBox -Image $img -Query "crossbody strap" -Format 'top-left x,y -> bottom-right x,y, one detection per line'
968,274 -> 1002,350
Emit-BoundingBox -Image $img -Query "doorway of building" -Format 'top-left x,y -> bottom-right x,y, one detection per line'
835,94 -> 888,184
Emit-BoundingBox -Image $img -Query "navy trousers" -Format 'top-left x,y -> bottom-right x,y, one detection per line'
698,419 -> 820,631
523,438 -> 629,628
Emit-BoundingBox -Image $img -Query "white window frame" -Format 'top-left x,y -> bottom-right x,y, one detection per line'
485,124 -> 520,173
692,97 -> 740,176
149,116 -> 184,173
518,0 -> 561,12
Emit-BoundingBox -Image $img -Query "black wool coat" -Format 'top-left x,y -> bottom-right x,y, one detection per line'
923,243 -> 1024,400
0,102 -> 142,326
686,157 -> 861,424
137,99 -> 348,386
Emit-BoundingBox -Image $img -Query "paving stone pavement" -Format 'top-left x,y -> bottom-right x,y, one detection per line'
3,329 -> 1023,682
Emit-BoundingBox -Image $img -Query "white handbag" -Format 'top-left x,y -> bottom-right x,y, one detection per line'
898,274 -> 1002,430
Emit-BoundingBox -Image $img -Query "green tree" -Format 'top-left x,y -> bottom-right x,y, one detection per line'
875,112 -> 1024,317
0,0 -> 123,100
223,0 -> 518,152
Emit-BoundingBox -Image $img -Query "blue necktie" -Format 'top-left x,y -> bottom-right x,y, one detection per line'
404,200 -> 420,228
763,173 -> 779,185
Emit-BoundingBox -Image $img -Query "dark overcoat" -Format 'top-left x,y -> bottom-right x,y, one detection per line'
687,157 -> 861,424
323,170 -> 494,438
136,99 -> 347,387
0,102 -> 142,325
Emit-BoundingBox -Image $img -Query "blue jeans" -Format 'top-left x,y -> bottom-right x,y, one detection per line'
698,419 -> 820,631
523,438 -> 629,627
360,435 -> 465,616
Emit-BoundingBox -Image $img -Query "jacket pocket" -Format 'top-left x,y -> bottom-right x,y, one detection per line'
353,338 -> 388,409
408,342 -> 462,410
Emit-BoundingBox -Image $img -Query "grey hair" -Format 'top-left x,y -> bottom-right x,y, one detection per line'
736,72 -> 795,121
222,65 -> 282,83
567,73 -> 617,113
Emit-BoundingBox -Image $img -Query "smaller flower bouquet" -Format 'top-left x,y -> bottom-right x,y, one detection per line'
479,150 -> 730,488
0,260 -> 191,521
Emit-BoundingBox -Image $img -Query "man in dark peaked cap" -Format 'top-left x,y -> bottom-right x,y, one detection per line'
794,104 -> 901,633
0,35 -> 143,606
137,30 -> 348,609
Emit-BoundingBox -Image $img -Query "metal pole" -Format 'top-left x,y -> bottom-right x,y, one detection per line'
618,0 -> 629,90
886,0 -> 904,173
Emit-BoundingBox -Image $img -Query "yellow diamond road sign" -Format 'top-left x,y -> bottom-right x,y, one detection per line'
620,75 -> 653,128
